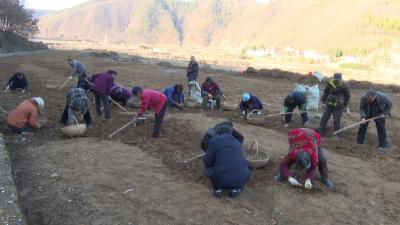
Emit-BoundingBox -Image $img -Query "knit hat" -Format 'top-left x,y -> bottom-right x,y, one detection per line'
131,86 -> 142,95
242,93 -> 250,102
296,151 -> 311,170
32,97 -> 44,109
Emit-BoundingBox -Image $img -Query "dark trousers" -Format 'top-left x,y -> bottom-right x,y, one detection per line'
94,92 -> 111,119
8,123 -> 32,133
153,102 -> 167,136
285,106 -> 308,124
318,148 -> 329,181
9,83 -> 26,90
202,95 -> 221,109
60,104 -> 92,125
357,117 -> 387,148
319,106 -> 342,136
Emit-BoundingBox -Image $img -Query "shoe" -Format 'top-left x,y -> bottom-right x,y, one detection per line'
274,174 -> 286,182
152,133 -> 160,138
379,147 -> 388,152
211,189 -> 223,198
322,179 -> 334,189
228,188 -> 242,198
284,123 -> 289,128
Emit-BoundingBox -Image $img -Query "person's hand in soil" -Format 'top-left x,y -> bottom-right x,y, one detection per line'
304,178 -> 312,190
288,176 -> 302,187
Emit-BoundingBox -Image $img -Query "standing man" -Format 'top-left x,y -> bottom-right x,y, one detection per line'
275,128 -> 333,189
283,91 -> 308,127
187,56 -> 198,96
67,58 -> 91,90
201,77 -> 224,110
60,87 -> 91,125
4,72 -> 28,93
356,90 -> 392,152
319,73 -> 351,136
240,92 -> 263,116
90,71 -> 117,119
203,124 -> 251,198
131,86 -> 168,138
7,97 -> 45,133
163,84 -> 185,110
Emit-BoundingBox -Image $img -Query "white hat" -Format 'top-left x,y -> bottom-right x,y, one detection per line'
32,97 -> 44,108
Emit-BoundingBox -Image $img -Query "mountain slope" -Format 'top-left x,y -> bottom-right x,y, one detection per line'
38,0 -> 400,52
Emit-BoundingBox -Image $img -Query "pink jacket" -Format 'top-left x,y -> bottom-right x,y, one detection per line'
139,89 -> 167,115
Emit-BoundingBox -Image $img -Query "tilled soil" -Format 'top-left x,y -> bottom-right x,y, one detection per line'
0,50 -> 400,225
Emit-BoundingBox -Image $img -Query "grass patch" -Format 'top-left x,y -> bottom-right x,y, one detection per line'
340,63 -> 371,71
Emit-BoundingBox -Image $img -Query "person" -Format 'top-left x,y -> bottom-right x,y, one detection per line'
356,90 -> 392,152
283,91 -> 308,127
187,56 -> 198,96
67,58 -> 91,90
201,77 -> 224,110
274,128 -> 333,189
319,73 -> 351,136
163,84 -> 185,110
90,71 -> 117,119
203,124 -> 251,198
7,97 -> 45,133
201,120 -> 244,152
132,86 -> 168,138
4,72 -> 28,93
60,87 -> 91,125
110,84 -> 132,106
240,92 -> 263,116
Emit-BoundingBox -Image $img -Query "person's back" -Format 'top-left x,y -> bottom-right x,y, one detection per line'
140,89 -> 167,114
7,100 -> 39,129
91,72 -> 114,95
204,134 -> 250,187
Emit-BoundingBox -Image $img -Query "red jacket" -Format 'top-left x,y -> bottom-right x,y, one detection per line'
138,89 -> 167,115
279,128 -> 321,179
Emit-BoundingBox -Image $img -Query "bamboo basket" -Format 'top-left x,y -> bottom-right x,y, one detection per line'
184,100 -> 200,108
245,140 -> 270,169
60,117 -> 87,138
127,96 -> 141,108
221,101 -> 239,111
246,110 -> 265,125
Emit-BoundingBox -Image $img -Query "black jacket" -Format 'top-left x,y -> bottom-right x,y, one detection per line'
360,91 -> 392,118
201,127 -> 244,152
7,73 -> 28,90
186,61 -> 198,81
321,79 -> 351,108
284,91 -> 307,109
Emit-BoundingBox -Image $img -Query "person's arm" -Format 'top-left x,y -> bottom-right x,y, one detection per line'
343,85 -> 351,107
201,84 -> 209,96
240,101 -> 245,112
28,110 -> 40,129
232,129 -> 244,145
305,163 -> 317,180
321,85 -> 330,104
166,89 -> 178,106
279,156 -> 294,179
359,97 -> 367,119
203,138 -> 217,167
216,84 -> 224,96
138,94 -> 149,116
105,76 -> 114,96
21,76 -> 28,92
70,63 -> 78,76
382,95 -> 392,115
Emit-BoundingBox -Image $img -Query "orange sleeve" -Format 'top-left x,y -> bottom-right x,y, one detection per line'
28,108 -> 40,129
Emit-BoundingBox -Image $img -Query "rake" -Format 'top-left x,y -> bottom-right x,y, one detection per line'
173,151 -> 205,164
333,115 -> 383,139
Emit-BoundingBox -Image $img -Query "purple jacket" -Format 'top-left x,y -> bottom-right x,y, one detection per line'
110,85 -> 132,103
91,73 -> 114,95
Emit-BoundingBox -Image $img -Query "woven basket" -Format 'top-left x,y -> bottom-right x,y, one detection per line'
221,101 -> 239,111
127,97 -> 141,108
184,100 -> 200,109
246,110 -> 265,125
245,140 -> 270,169
60,117 -> 87,137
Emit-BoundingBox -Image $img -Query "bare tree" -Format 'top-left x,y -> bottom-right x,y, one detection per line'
0,0 -> 38,38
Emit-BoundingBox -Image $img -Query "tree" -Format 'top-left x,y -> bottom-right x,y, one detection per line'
0,0 -> 38,38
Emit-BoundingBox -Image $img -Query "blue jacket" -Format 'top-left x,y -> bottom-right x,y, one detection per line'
163,85 -> 184,106
240,95 -> 263,112
283,91 -> 307,112
8,73 -> 28,90
203,134 -> 251,188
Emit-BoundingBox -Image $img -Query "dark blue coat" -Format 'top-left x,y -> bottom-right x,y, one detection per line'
240,95 -> 263,112
163,85 -> 184,106
284,91 -> 307,110
7,73 -> 28,90
203,134 -> 251,188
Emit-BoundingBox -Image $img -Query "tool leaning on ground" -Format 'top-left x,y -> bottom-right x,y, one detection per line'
58,76 -> 73,89
0,106 -> 8,115
108,117 -> 147,138
333,115 -> 383,136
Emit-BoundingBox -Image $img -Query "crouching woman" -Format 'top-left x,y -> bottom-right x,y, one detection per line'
203,125 -> 251,198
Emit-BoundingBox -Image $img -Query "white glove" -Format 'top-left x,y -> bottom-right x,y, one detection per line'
361,118 -> 366,124
346,108 -> 351,114
21,89 -> 26,94
380,114 -> 386,118
305,178 -> 312,190
69,76 -> 73,79
288,177 -> 302,187
241,111 -> 246,115
5,85 -> 10,92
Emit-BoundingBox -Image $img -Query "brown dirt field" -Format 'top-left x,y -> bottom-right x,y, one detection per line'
0,50 -> 400,225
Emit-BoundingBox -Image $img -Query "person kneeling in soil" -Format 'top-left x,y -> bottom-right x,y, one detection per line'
163,84 -> 185,110
282,91 -> 308,127
60,87 -> 91,125
110,84 -> 132,107
201,120 -> 244,152
274,128 -> 333,189
240,92 -> 263,116
132,86 -> 168,138
90,70 -> 117,119
4,72 -> 28,93
7,97 -> 45,133
201,77 -> 225,110
203,124 -> 251,198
